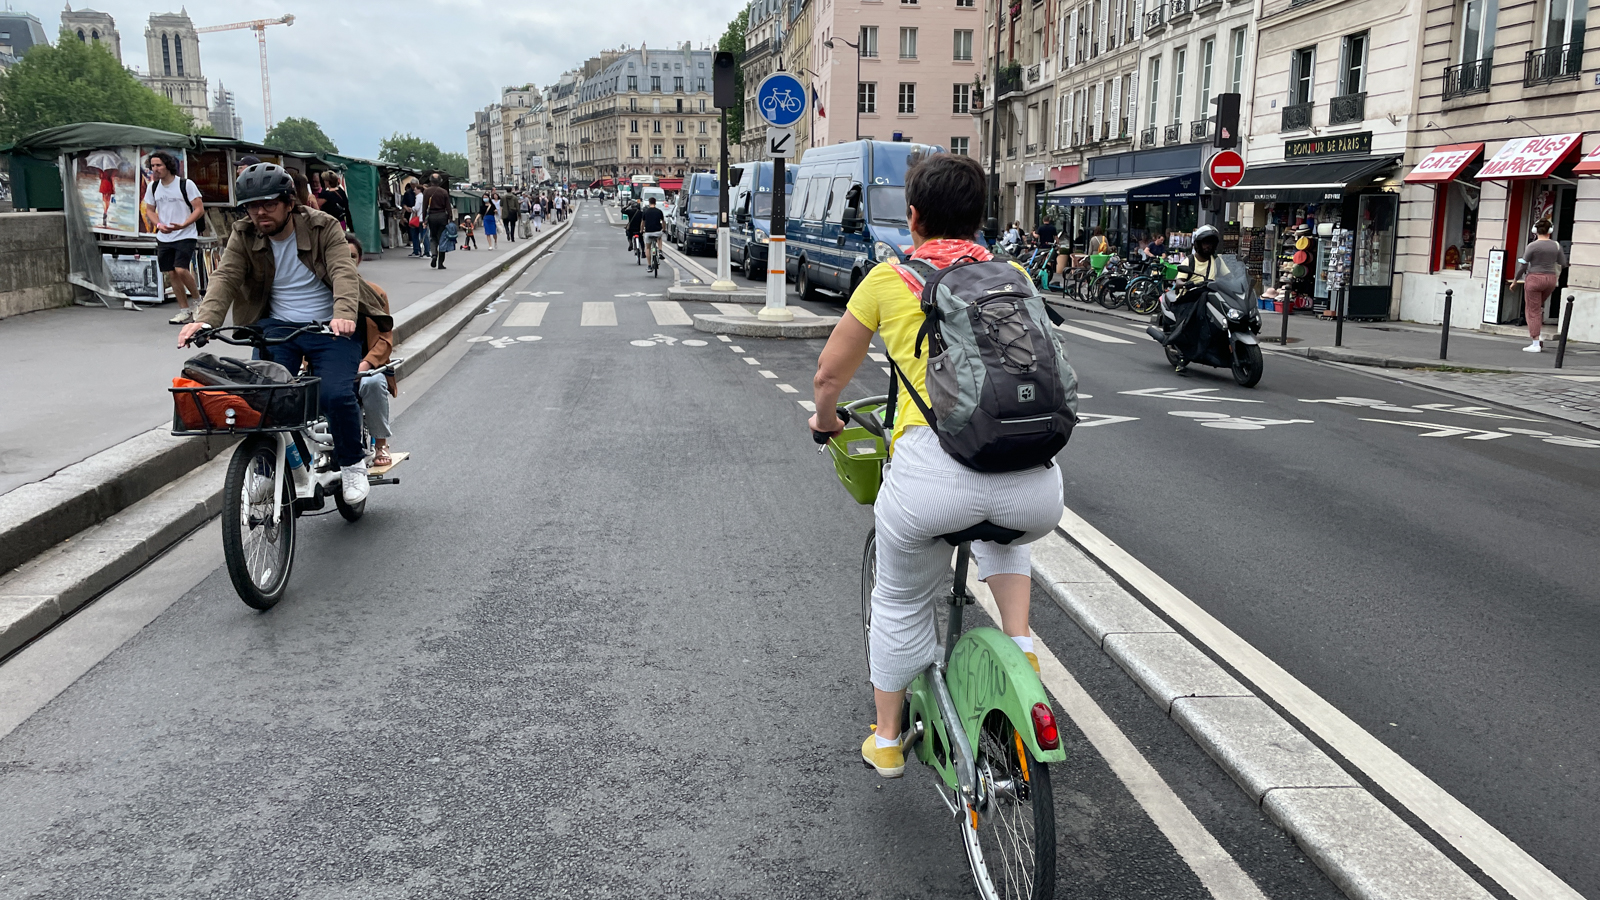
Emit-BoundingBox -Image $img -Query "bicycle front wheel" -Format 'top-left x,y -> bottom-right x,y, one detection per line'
1128,278 -> 1162,315
961,716 -> 1056,900
860,528 -> 876,674
221,435 -> 296,610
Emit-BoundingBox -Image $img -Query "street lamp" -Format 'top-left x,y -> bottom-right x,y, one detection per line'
823,37 -> 860,141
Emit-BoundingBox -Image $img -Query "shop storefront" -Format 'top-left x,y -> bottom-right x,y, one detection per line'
1037,145 -> 1204,255
1227,133 -> 1399,317
1473,133 -> 1583,327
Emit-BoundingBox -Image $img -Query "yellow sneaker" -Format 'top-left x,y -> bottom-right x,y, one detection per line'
1025,652 -> 1041,674
861,728 -> 905,778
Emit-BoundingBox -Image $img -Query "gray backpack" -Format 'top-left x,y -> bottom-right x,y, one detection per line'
886,257 -> 1078,472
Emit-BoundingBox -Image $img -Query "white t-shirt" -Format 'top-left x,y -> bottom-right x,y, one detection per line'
143,177 -> 202,242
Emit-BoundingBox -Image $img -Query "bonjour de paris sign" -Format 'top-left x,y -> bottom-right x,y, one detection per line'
1285,132 -> 1373,160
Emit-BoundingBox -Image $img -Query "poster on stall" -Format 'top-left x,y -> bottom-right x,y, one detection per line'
72,147 -> 140,235
103,254 -> 164,304
187,149 -> 233,204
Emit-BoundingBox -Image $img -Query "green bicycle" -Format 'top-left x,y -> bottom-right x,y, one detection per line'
819,396 -> 1065,900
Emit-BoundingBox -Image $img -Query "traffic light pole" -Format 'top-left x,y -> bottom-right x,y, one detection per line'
712,107 -> 736,291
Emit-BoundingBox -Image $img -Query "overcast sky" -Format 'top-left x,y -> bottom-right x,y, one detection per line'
64,0 -> 748,157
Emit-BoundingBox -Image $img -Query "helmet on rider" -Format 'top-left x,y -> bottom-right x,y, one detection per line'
235,163 -> 297,206
1192,224 -> 1221,261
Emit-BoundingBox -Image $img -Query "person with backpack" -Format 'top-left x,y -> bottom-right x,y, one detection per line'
141,151 -> 206,325
807,153 -> 1077,778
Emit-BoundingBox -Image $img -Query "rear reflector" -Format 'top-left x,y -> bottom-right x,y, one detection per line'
1031,702 -> 1060,751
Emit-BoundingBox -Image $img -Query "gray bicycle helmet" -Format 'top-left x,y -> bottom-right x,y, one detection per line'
235,163 -> 296,205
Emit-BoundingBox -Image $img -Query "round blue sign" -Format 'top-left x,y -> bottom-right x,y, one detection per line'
755,72 -> 807,128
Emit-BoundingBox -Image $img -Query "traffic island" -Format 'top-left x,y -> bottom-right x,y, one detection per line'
666,285 -> 766,303
692,313 -> 837,339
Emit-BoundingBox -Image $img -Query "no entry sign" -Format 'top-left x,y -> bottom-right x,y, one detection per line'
1206,150 -> 1245,189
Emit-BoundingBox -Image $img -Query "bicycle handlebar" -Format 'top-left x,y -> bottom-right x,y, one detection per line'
811,407 -> 852,444
186,322 -> 332,349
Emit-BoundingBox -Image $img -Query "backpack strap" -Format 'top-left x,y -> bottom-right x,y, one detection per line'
892,258 -> 942,359
884,353 -> 938,432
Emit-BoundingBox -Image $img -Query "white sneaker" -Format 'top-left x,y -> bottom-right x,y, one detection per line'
340,465 -> 369,504
168,307 -> 192,325
1522,340 -> 1543,353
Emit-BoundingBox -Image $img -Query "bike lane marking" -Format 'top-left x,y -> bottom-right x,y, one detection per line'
503,302 -> 548,327
581,302 -> 618,327
1056,323 -> 1136,344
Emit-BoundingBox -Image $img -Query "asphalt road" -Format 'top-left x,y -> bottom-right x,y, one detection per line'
0,210 -> 1344,898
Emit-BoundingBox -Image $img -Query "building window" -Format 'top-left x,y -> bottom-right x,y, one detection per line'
653,99 -> 662,113
631,143 -> 641,157
1459,0 -> 1498,69
675,76 -> 685,92
653,120 -> 662,133
699,144 -> 708,157
628,75 -> 638,90
651,75 -> 662,91
956,0 -> 974,6
1198,38 -> 1215,119
653,143 -> 663,156
954,29 -> 973,61
174,36 -> 184,76
861,26 -> 879,58
898,83 -> 917,113
161,33 -> 171,75
902,0 -> 918,5
860,81 -> 878,113
631,119 -> 639,132
677,120 -> 684,133
1543,0 -> 1587,52
1290,47 -> 1315,104
1230,28 -> 1247,93
1340,32 -> 1368,94
951,136 -> 970,155
953,83 -> 971,113
1170,47 -> 1185,125
900,27 -> 918,59
1147,56 -> 1160,126
676,143 -> 686,158
630,98 -> 638,111
698,78 -> 706,91
677,99 -> 684,113
699,121 -> 707,133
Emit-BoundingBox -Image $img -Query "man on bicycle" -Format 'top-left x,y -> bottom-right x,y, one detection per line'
623,199 -> 643,252
807,155 -> 1065,777
639,197 -> 666,265
176,163 -> 376,504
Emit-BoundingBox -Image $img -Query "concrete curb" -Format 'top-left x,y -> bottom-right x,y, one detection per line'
667,286 -> 766,303
1030,531 -> 1494,900
0,220 -> 570,661
692,313 -> 838,339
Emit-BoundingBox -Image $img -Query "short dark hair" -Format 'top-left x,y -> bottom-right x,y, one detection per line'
904,153 -> 985,239
345,233 -> 364,257
1535,219 -> 1553,235
148,150 -> 182,177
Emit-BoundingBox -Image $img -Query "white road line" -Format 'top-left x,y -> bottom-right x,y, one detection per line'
882,367 -> 891,375
743,357 -> 760,365
869,353 -> 888,362
1055,506 -> 1584,900
712,303 -> 754,317
759,370 -> 778,379
1073,317 -> 1155,337
776,383 -> 799,393
798,400 -> 816,411
965,574 -> 1269,900
648,300 -> 693,326
502,302 -> 548,327
729,345 -> 745,353
1056,323 -> 1136,344
580,302 -> 617,326
717,335 -> 732,343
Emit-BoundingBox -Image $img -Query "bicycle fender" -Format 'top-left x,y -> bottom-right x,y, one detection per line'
948,627 -> 1067,763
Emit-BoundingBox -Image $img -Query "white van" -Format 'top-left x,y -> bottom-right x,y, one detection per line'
640,186 -> 667,206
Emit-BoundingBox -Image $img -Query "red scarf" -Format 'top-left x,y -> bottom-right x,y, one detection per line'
892,239 -> 992,296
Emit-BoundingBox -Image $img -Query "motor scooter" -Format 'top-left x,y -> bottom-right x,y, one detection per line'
1144,255 -> 1264,387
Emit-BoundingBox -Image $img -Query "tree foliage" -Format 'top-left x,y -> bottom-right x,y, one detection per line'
263,117 -> 338,154
717,11 -> 747,145
0,30 -> 197,143
438,151 -> 468,180
379,133 -> 466,180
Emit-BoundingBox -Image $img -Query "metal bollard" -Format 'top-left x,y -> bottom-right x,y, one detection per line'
1439,289 -> 1453,360
1279,280 -> 1292,345
1335,285 -> 1346,347
1555,294 -> 1575,369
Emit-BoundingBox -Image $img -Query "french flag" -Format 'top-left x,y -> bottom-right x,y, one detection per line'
813,85 -> 826,118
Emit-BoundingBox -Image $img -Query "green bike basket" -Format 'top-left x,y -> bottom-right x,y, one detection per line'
827,405 -> 888,505
1162,262 -> 1180,280
1090,253 -> 1112,273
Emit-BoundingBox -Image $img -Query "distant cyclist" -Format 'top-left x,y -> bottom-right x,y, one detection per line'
624,200 -> 643,252
639,197 -> 665,263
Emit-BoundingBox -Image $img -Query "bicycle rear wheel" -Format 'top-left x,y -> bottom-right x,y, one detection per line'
1128,277 -> 1162,315
860,528 -> 876,674
961,715 -> 1056,900
221,435 -> 296,610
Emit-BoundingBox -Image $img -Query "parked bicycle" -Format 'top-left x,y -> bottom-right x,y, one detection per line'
170,323 -> 404,609
815,396 -> 1065,900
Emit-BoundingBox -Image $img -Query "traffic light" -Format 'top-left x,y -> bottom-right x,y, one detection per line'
1212,93 -> 1240,149
714,52 -> 737,109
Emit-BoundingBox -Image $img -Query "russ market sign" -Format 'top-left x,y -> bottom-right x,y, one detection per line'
1285,132 -> 1373,159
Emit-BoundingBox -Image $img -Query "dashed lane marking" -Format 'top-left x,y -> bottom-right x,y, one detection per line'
1077,413 -> 1140,428
581,302 -> 618,326
728,345 -> 744,353
1056,323 -> 1135,344
869,353 -> 888,362
743,357 -> 760,365
759,370 -> 778,379
716,335 -> 732,343
503,302 -> 548,327
648,301 -> 694,326
777,384 -> 799,393
797,400 -> 816,411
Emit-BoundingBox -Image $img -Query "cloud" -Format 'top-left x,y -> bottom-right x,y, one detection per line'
70,0 -> 746,158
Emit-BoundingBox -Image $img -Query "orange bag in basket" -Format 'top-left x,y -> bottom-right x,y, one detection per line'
173,378 -> 262,430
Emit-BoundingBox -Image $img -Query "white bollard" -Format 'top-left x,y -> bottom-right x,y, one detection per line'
760,236 -> 793,321
712,227 -> 736,291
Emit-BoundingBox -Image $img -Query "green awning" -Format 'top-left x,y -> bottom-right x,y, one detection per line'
4,123 -> 199,157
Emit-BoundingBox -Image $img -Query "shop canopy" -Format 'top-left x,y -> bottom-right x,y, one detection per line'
1478,133 -> 1582,180
1403,143 -> 1484,184
1571,142 -> 1600,176
1042,172 -> 1200,206
1,122 -> 199,158
1227,156 -> 1400,203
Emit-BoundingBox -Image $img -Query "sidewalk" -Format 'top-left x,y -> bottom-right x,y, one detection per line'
0,247 -> 517,496
1050,292 -> 1600,430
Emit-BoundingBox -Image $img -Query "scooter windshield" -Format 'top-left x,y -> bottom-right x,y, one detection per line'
1209,255 -> 1258,311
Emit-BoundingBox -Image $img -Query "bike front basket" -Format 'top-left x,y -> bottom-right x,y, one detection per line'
827,403 -> 888,505
170,377 -> 321,436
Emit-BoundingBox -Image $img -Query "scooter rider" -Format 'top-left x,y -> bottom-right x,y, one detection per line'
177,163 -> 377,504
1160,224 -> 1223,364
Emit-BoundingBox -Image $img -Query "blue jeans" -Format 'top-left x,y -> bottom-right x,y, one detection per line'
410,223 -> 425,255
257,317 -> 366,467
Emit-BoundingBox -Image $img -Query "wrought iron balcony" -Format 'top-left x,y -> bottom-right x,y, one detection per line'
1169,0 -> 1192,17
1141,127 -> 1156,148
1329,92 -> 1365,125
1190,119 -> 1211,141
1281,101 -> 1313,131
1026,142 -> 1038,154
1443,58 -> 1493,99
1525,43 -> 1581,86
1144,6 -> 1166,31
1164,123 -> 1181,145
1007,147 -> 1018,159
997,65 -> 1025,98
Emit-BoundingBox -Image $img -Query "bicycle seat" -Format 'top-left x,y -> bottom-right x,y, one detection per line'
939,521 -> 1027,546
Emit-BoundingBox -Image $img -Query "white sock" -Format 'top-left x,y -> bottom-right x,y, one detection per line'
875,732 -> 899,748
1012,635 -> 1035,654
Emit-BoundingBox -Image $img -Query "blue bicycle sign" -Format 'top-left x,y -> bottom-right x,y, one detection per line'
755,72 -> 807,128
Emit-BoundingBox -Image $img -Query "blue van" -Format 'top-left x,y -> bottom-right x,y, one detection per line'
674,172 -> 720,255
730,161 -> 794,280
785,140 -> 945,301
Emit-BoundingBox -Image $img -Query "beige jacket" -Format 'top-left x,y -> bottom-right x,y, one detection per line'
196,206 -> 369,329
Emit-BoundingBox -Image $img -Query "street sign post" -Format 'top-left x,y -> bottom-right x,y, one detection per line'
1206,150 -> 1246,189
711,51 -> 738,292
756,71 -> 807,322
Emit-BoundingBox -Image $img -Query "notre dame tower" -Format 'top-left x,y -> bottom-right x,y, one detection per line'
142,9 -> 209,127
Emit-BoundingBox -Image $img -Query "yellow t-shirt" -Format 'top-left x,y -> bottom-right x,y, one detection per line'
846,259 -> 1031,451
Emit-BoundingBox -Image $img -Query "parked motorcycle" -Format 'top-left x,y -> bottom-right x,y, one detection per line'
1145,255 -> 1264,387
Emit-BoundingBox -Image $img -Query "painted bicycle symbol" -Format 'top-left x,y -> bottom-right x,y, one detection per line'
760,89 -> 803,117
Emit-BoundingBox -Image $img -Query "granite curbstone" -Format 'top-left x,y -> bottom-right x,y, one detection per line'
691,314 -> 837,339
1104,632 -> 1252,712
1171,695 -> 1359,803
1027,532 -> 1119,585
1041,580 -> 1173,646
0,596 -> 61,660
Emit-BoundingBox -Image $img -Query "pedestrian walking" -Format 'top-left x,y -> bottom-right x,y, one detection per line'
140,150 -> 205,324
481,192 -> 499,250
518,193 -> 533,239
531,198 -> 543,232
401,181 -> 422,257
1514,220 -> 1567,352
436,216 -> 457,270
318,171 -> 351,229
413,184 -> 431,257
423,173 -> 452,269
501,192 -> 519,243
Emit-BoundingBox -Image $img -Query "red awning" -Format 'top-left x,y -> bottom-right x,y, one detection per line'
658,178 -> 683,192
1403,143 -> 1484,184
1573,143 -> 1600,175
1478,133 -> 1583,181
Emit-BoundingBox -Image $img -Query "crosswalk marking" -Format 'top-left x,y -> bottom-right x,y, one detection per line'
1057,323 -> 1135,344
648,300 -> 693,326
581,302 -> 617,326
503,302 -> 548,327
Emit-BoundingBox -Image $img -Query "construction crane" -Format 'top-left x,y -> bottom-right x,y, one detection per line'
195,15 -> 294,134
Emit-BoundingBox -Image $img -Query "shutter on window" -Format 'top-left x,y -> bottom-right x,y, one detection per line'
1067,9 -> 1078,68
1110,78 -> 1121,137
1128,69 -> 1140,134
1097,2 -> 1108,55
1092,83 -> 1103,141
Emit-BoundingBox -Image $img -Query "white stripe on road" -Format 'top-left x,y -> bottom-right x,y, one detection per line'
1056,322 -> 1135,344
777,383 -> 799,393
743,357 -> 760,365
759,370 -> 778,379
503,302 -> 548,327
648,300 -> 694,326
712,303 -> 754,317
581,302 -> 617,326
965,574 -> 1270,900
